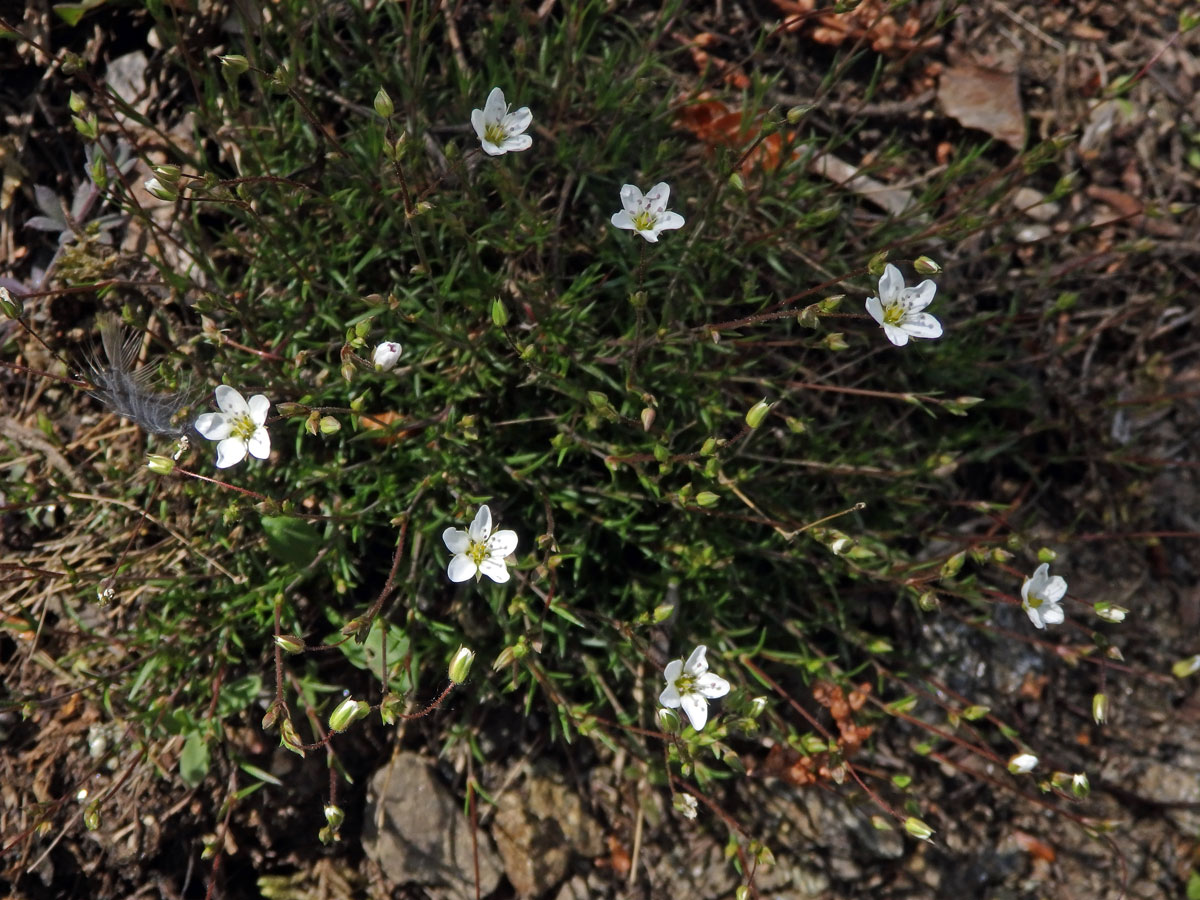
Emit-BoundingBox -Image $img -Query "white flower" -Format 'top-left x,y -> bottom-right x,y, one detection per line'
865,263 -> 943,347
471,87 -> 532,156
372,341 -> 403,372
1008,752 -> 1038,774
442,504 -> 518,583
1020,562 -> 1067,629
674,793 -> 698,820
658,645 -> 730,732
194,385 -> 271,468
610,182 -> 685,243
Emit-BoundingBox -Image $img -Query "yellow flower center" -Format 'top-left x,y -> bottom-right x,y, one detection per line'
632,210 -> 656,231
483,122 -> 508,146
674,673 -> 697,693
467,539 -> 489,566
230,411 -> 258,442
882,303 -> 905,326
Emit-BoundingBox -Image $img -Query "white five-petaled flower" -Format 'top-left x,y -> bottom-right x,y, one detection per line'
1021,562 -> 1067,630
865,263 -> 943,347
610,182 -> 685,243
659,645 -> 730,732
372,341 -> 403,372
194,385 -> 271,469
442,504 -> 518,583
471,87 -> 533,156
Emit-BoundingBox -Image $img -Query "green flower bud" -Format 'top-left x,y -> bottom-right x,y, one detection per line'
144,177 -> 177,201
823,332 -> 848,350
219,54 -> 250,76
145,454 -> 176,475
913,256 -> 942,275
695,491 -> 719,508
273,634 -> 306,654
640,407 -> 655,432
328,697 -> 369,732
373,87 -> 394,118
323,803 -> 345,830
903,816 -> 935,841
745,398 -> 771,428
657,708 -> 681,734
69,91 -> 87,113
700,437 -> 717,456
280,718 -> 305,756
867,250 -> 889,276
447,646 -> 476,684
1092,692 -> 1108,723
153,164 -> 181,184
491,297 -> 509,327
786,105 -> 810,124
728,171 -> 745,192
318,415 -> 341,435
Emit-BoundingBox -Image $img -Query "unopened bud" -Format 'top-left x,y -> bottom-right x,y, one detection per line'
867,250 -> 889,276
1007,753 -> 1038,774
153,164 -> 181,184
280,718 -> 305,756
903,817 -> 935,841
786,105 -> 810,124
822,332 -> 848,350
1094,603 -> 1127,623
747,696 -> 768,717
491,298 -> 509,327
1071,772 -> 1089,798
447,646 -> 476,684
1092,692 -> 1108,724
700,437 -> 717,456
695,491 -> 719,508
373,87 -> 394,118
745,399 -> 771,428
145,454 -> 176,475
728,171 -> 745,192
318,416 -> 341,434
328,697 -> 370,732
274,634 -> 306,654
69,91 -> 87,113
640,407 -> 655,431
219,54 -> 250,76
913,256 -> 942,275
323,803 -> 345,830
657,708 -> 681,734
144,177 -> 177,201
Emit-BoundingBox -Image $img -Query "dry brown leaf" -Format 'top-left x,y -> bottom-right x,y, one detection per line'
937,65 -> 1026,150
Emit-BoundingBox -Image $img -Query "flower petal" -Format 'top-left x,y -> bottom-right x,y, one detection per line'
504,106 -> 532,135
1023,601 -> 1045,629
663,659 -> 683,683
644,182 -> 670,213
214,437 -> 248,468
679,693 -> 708,731
901,313 -> 942,340
247,393 -> 271,426
618,184 -> 643,214
483,86 -> 506,121
479,140 -> 506,157
684,645 -> 709,676
214,384 -> 248,415
635,228 -> 660,243
478,557 -> 510,583
194,412 -> 231,440
611,210 -> 635,231
1043,575 -> 1068,604
865,296 -> 885,327
878,264 -> 904,303
659,684 -> 681,708
470,107 -> 486,139
655,211 -> 685,232
500,134 -> 532,153
882,323 -> 910,346
904,279 -> 937,311
1040,602 -> 1065,626
695,673 -> 730,699
447,554 -> 477,582
487,529 -> 518,557
469,505 -> 492,543
247,427 -> 271,459
443,527 -> 470,554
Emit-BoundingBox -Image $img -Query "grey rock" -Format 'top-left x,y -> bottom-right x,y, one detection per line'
363,753 -> 504,900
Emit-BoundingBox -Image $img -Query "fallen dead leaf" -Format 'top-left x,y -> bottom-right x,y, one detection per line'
938,65 -> 1026,150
